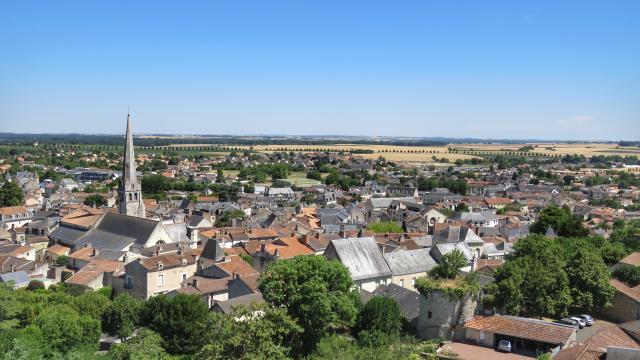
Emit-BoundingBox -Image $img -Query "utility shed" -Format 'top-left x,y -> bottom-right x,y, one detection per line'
324,237 -> 391,292
464,315 -> 576,354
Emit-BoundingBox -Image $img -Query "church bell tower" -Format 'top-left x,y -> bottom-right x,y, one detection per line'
118,113 -> 146,218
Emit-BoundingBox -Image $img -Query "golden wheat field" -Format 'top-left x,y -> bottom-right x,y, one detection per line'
165,142 -> 640,163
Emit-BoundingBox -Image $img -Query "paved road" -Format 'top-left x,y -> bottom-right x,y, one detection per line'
449,342 -> 536,360
575,319 -> 617,342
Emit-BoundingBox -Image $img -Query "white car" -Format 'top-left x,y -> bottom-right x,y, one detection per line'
577,314 -> 594,326
570,317 -> 586,328
497,339 -> 512,352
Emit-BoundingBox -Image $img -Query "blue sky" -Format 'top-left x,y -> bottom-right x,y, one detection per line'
1,1 -> 638,140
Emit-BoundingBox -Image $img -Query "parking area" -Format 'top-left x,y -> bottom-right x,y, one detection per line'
575,318 -> 618,342
449,342 -> 537,360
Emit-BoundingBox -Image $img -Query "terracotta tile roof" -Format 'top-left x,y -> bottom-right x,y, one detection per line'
215,255 -> 259,278
200,229 -> 219,239
139,251 -> 198,272
65,269 -> 103,285
266,236 -> 314,259
83,259 -> 124,273
475,259 -> 505,271
61,208 -> 104,229
224,247 -> 250,257
464,315 -> 575,345
238,273 -> 260,291
46,244 -> 71,256
8,245 -> 33,257
482,235 -> 506,245
247,229 -> 278,239
180,276 -> 229,294
69,246 -> 95,260
485,197 -> 513,205
0,206 -> 29,216
620,252 -> 640,267
610,279 -> 640,302
585,325 -> 640,353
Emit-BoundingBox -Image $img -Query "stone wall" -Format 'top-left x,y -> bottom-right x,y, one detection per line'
417,290 -> 478,341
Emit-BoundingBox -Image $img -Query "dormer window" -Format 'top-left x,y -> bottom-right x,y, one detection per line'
157,261 -> 163,270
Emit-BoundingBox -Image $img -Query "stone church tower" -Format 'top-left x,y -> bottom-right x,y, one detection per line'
118,113 -> 146,218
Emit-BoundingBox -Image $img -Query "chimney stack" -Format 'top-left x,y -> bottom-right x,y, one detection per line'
192,278 -> 198,288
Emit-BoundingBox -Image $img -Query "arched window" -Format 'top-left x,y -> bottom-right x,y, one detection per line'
134,193 -> 138,201
129,193 -> 132,201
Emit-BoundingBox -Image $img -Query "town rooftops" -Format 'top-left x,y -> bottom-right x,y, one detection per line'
464,315 -> 576,345
213,292 -> 265,314
326,237 -> 392,281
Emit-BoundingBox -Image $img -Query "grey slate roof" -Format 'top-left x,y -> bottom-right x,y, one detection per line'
370,283 -> 420,321
383,248 -> 437,276
73,212 -> 162,250
327,237 -> 392,281
213,292 -> 264,314
0,271 -> 30,286
201,239 -> 225,261
430,242 -> 474,262
413,236 -> 434,248
48,226 -> 87,246
74,229 -> 137,251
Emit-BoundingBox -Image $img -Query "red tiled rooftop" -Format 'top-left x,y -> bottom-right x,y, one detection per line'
464,315 -> 575,345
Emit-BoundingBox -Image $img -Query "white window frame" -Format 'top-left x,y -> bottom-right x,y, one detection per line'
157,274 -> 165,287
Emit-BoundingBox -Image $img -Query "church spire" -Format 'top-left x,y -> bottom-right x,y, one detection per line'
123,112 -> 138,188
118,112 -> 145,218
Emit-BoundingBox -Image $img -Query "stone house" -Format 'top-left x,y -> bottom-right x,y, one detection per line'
123,250 -> 198,299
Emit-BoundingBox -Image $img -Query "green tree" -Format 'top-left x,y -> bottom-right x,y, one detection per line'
307,170 -> 323,181
367,221 -> 403,233
493,234 -> 571,318
83,194 -> 107,207
613,266 -> 640,287
455,203 -> 469,212
0,181 -> 24,207
33,304 -> 100,352
430,249 -> 467,279
102,294 -> 142,339
107,329 -> 173,360
198,305 -> 303,360
243,182 -> 255,194
55,255 -> 70,267
565,248 -> 614,312
530,205 -> 588,237
72,291 -> 111,320
140,294 -> 209,355
258,256 -> 359,353
354,296 -> 404,347
610,219 -> 640,251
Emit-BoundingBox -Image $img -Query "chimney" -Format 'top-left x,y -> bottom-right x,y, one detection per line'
192,278 -> 198,288
92,248 -> 99,257
10,263 -> 16,273
260,242 -> 266,252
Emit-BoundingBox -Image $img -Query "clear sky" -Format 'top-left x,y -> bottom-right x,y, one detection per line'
1,0 -> 638,140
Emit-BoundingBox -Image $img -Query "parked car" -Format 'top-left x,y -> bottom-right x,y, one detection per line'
497,339 -> 513,352
558,318 -> 580,328
576,314 -> 594,326
570,316 -> 586,328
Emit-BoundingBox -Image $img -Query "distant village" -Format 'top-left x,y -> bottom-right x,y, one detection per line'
1,116 -> 640,360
